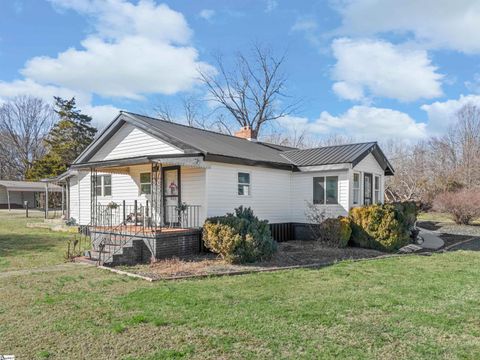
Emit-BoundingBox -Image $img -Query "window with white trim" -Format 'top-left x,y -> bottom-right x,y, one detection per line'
140,172 -> 151,195
95,175 -> 112,196
313,176 -> 338,205
353,172 -> 360,205
238,172 -> 250,196
374,175 -> 381,203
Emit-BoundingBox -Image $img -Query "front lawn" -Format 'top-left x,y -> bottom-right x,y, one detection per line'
1,252 -> 479,359
0,210 -> 73,270
0,211 -> 479,359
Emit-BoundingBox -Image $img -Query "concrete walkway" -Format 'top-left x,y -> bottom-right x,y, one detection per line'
418,228 -> 444,250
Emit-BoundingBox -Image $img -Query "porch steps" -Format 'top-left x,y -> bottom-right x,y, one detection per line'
89,233 -> 141,266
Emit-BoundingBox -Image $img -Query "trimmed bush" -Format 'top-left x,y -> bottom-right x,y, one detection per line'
203,206 -> 277,263
349,202 -> 417,252
433,189 -> 480,225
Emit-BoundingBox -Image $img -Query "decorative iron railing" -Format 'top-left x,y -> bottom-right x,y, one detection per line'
92,201 -> 201,230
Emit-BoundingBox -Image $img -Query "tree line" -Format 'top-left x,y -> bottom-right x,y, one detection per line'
1,45 -> 478,215
0,96 -> 97,181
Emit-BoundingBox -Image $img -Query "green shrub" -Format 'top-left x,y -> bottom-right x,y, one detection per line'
349,202 -> 417,252
203,206 -> 277,263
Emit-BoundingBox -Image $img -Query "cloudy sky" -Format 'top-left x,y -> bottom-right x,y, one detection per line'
1,0 -> 480,142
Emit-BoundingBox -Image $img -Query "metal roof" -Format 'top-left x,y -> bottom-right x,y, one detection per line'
121,112 -> 295,166
0,180 -> 62,191
281,142 -> 394,175
73,111 -> 394,174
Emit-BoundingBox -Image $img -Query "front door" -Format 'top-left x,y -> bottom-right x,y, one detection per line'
162,166 -> 181,225
364,173 -> 373,205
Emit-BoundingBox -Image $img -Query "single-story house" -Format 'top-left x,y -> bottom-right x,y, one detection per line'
58,111 -> 394,264
0,180 -> 62,211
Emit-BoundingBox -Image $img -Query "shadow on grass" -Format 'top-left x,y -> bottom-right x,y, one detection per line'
0,233 -> 68,260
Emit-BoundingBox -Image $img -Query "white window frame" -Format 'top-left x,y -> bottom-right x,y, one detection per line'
374,175 -> 381,204
353,172 -> 361,205
140,172 -> 151,195
95,174 -> 112,197
237,172 -> 251,197
313,176 -> 339,205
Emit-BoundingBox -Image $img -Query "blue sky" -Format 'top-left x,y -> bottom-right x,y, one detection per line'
1,0 -> 480,142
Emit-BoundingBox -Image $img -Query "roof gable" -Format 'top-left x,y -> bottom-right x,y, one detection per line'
89,122 -> 183,162
281,142 -> 394,175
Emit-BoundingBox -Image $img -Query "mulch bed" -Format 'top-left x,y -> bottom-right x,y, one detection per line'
117,241 -> 385,280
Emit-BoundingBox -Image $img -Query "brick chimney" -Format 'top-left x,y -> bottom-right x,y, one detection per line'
234,126 -> 257,140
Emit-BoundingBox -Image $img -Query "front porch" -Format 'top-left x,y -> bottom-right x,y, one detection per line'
71,156 -> 207,265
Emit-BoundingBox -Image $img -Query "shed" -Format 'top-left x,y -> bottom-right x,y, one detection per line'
0,180 -> 62,211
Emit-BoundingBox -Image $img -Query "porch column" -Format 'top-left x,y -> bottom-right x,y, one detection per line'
6,189 -> 10,211
45,183 -> 49,219
61,184 -> 65,216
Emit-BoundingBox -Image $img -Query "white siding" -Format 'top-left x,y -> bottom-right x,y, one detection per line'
68,165 -> 206,225
90,123 -> 183,162
290,170 -> 349,222
69,172 -> 91,224
351,153 -> 385,207
205,162 -> 292,223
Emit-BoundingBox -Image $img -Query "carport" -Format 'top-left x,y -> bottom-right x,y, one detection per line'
0,180 -> 63,217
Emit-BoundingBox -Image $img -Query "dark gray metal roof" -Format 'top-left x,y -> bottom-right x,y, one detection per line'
281,142 -> 394,175
122,112 -> 295,166
74,111 -> 393,174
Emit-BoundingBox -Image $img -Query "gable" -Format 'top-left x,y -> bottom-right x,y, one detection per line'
90,123 -> 183,162
353,153 -> 384,174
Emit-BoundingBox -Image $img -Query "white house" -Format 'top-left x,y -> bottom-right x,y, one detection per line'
56,111 -> 394,264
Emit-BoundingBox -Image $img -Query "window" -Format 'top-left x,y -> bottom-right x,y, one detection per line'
313,176 -> 338,205
140,172 -> 151,195
238,172 -> 250,196
353,173 -> 360,205
95,175 -> 112,196
374,175 -> 381,203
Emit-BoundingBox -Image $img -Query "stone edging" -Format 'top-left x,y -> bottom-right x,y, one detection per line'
96,252 -> 431,282
442,237 -> 479,251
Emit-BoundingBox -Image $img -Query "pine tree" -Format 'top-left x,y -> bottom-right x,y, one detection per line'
27,97 -> 97,180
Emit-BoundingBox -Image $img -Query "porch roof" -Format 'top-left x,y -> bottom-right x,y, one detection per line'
0,180 -> 62,192
70,153 -> 206,170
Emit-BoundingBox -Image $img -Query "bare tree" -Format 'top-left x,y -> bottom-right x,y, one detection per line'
198,45 -> 297,138
0,96 -> 54,179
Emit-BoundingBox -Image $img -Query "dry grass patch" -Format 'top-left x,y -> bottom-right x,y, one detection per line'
120,241 -> 385,279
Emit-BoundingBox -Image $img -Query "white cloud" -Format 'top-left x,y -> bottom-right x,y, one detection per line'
278,106 -> 427,142
421,94 -> 480,134
0,79 -> 119,125
465,74 -> 480,94
0,0 -> 214,126
333,0 -> 480,53
20,0 -> 214,99
199,9 -> 215,21
265,0 -> 278,13
291,17 -> 321,47
331,38 -> 443,102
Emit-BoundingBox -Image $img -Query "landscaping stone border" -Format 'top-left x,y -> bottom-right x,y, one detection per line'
94,252 -> 433,282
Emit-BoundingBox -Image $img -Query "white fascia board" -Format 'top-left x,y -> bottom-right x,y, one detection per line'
297,163 -> 352,172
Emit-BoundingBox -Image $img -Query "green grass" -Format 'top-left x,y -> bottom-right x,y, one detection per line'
0,212 -> 479,359
418,211 -> 480,225
0,210 -> 74,270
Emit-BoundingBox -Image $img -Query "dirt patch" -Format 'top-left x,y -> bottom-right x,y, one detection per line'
117,241 -> 385,280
